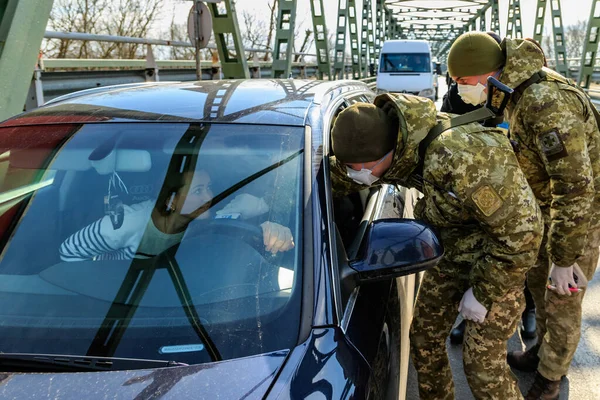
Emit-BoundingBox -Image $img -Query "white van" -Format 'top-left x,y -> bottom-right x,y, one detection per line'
376,40 -> 440,101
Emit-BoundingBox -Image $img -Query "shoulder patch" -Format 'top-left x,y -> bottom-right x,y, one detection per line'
471,185 -> 503,217
538,130 -> 568,162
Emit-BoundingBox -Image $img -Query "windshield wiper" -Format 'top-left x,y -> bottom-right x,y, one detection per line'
0,353 -> 187,372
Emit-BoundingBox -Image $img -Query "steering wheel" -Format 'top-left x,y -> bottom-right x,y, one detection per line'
186,218 -> 271,258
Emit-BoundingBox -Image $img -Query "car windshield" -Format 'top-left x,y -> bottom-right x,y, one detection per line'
0,122 -> 304,367
380,52 -> 431,73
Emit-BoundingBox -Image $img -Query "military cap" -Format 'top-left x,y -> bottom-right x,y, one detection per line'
447,32 -> 506,78
331,102 -> 398,163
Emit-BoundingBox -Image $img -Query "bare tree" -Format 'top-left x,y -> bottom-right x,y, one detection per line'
241,10 -> 267,50
44,0 -> 109,58
566,20 -> 587,60
44,0 -> 163,59
263,0 -> 277,61
294,29 -> 313,62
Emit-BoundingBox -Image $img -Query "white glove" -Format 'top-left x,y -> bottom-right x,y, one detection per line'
458,288 -> 488,323
260,221 -> 294,255
549,263 -> 577,296
216,194 -> 269,220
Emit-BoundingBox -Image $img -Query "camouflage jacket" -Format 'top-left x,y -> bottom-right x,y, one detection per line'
500,38 -> 600,267
331,93 -> 542,308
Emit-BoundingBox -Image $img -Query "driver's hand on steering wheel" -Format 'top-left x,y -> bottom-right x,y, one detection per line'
260,221 -> 294,255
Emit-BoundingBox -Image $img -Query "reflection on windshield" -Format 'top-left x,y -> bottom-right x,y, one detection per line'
380,53 -> 431,73
0,122 -> 304,368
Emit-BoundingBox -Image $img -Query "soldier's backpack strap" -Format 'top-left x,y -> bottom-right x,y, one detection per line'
511,70 -> 547,105
418,107 -> 497,161
512,69 -> 600,130
414,76 -> 514,178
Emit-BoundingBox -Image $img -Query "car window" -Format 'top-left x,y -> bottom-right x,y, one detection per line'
380,53 -> 431,73
0,122 -> 304,366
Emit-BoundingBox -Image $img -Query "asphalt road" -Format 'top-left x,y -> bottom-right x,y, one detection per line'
404,80 -> 600,399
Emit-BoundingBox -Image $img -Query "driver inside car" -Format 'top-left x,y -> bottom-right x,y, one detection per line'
59,169 -> 294,262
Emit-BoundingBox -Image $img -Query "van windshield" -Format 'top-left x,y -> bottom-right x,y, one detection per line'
380,53 -> 431,73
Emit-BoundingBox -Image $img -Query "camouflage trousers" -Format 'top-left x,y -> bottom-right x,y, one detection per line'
410,261 -> 525,400
527,237 -> 600,381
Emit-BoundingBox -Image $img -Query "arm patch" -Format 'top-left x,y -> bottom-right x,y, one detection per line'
538,129 -> 568,162
471,185 -> 503,217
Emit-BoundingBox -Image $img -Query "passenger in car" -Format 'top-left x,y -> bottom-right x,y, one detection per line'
329,93 -> 543,400
59,170 -> 294,261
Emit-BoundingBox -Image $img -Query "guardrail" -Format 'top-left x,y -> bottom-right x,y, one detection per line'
358,76 -> 377,90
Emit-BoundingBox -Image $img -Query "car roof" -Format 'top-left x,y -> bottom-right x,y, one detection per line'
3,79 -> 370,127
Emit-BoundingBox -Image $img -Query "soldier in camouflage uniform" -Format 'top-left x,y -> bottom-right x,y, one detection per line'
448,32 -> 600,400
330,93 -> 543,400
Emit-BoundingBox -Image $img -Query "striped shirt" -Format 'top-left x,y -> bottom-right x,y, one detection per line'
60,200 -> 184,262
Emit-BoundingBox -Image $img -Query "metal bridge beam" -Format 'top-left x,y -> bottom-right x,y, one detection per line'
374,0 -> 384,63
550,0 -> 568,76
0,0 -> 53,121
490,0 -> 500,34
272,0 -> 297,79
533,0 -> 547,43
367,0 -> 376,76
480,10 -> 486,31
513,0 -> 523,39
333,0 -> 348,79
360,0 -> 371,78
208,0 -> 249,79
310,0 -> 331,79
579,0 -> 600,88
348,0 -> 362,79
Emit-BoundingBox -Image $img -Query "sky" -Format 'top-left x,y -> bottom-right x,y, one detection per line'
154,0 -> 594,56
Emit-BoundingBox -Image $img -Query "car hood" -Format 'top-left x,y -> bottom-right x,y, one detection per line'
0,350 -> 288,399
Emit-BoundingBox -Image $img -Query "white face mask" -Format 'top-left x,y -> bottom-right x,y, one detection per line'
345,151 -> 391,186
457,82 -> 487,106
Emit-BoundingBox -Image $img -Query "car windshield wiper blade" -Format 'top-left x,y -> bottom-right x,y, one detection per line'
0,353 -> 188,372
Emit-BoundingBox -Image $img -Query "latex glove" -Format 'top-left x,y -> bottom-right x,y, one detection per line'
573,263 -> 589,288
458,288 -> 488,324
549,263 -> 577,296
216,194 -> 269,220
260,221 -> 294,255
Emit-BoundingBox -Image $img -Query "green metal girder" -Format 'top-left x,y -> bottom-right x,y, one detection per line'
480,10 -> 486,31
272,0 -> 297,79
310,0 -> 330,79
579,0 -> 600,88
367,0 -> 376,74
550,0 -> 568,76
348,0 -> 362,79
208,0 -> 249,79
491,0 -> 500,34
385,7 -> 393,40
533,0 -> 547,43
513,0 -> 523,38
374,0 -> 384,62
0,0 -> 53,121
506,0 -> 515,37
360,0 -> 371,77
333,0 -> 348,79
506,0 -> 523,38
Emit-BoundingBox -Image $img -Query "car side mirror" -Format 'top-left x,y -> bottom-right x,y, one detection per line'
435,63 -> 442,75
349,218 -> 443,283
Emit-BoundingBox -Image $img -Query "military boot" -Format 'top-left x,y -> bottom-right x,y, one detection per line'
524,372 -> 560,400
507,343 -> 540,372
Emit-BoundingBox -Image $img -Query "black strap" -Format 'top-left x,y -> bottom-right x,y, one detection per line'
512,69 -> 600,131
511,70 -> 547,105
418,107 -> 497,163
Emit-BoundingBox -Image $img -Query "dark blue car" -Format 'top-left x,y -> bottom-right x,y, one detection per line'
0,79 -> 442,399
